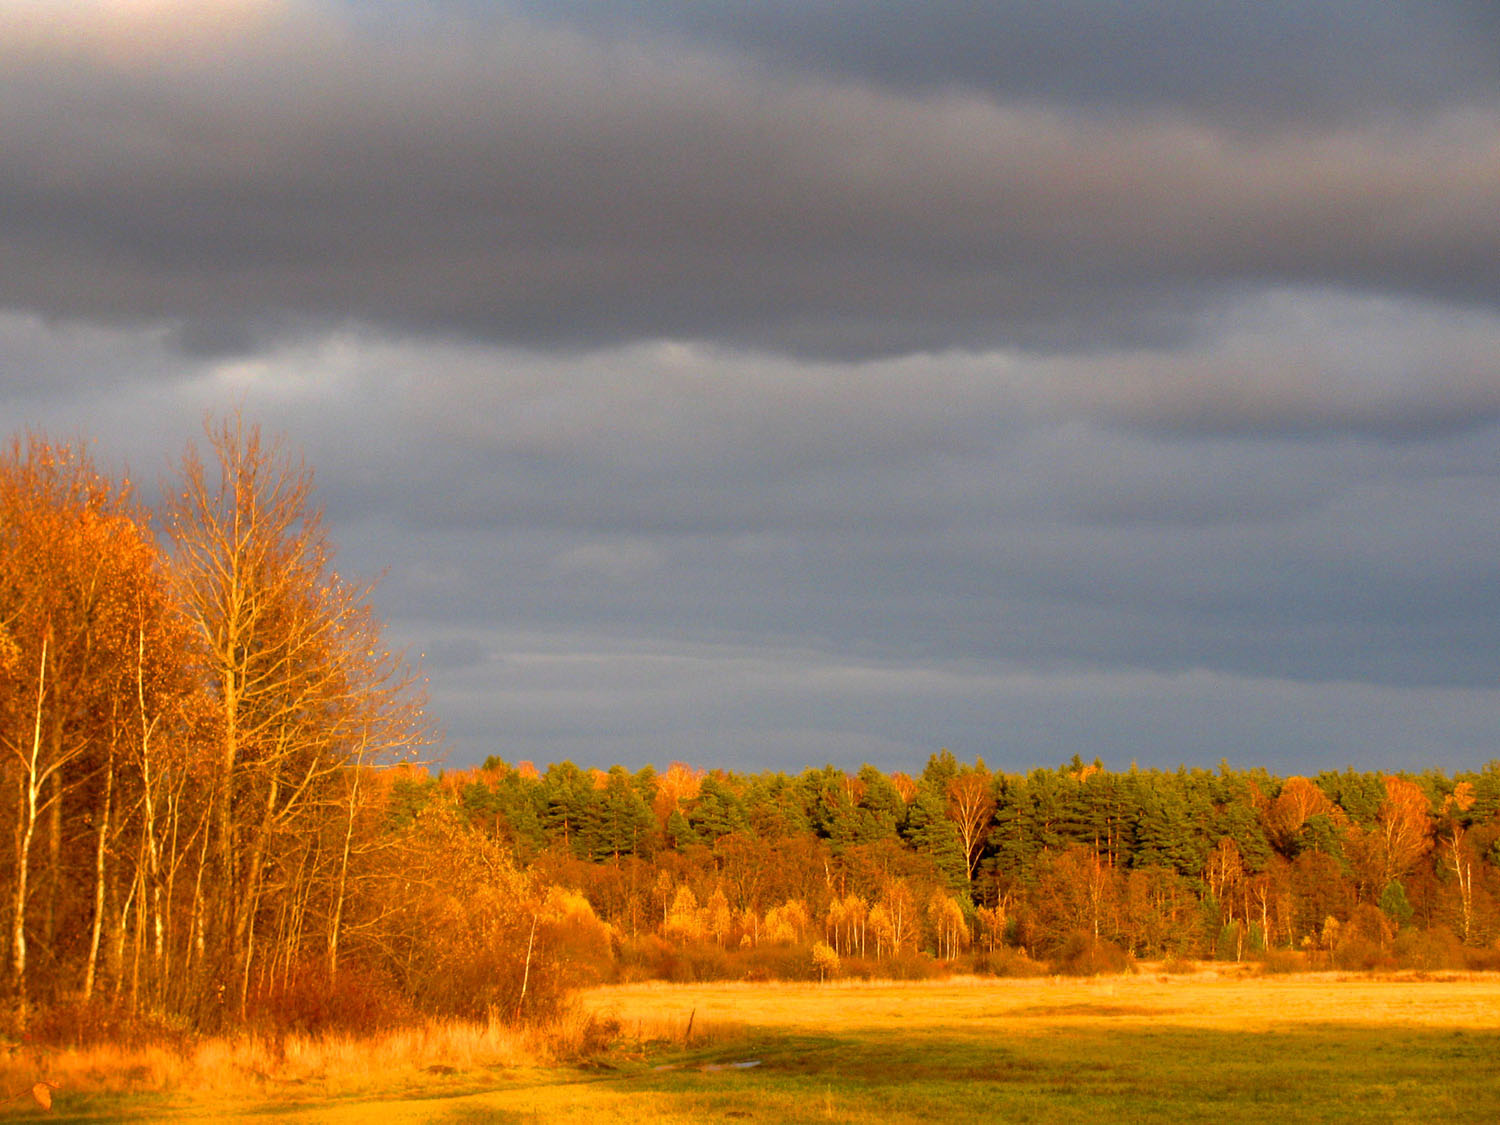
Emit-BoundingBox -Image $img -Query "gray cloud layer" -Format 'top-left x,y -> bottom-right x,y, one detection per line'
5,2 -> 1500,355
3,1 -> 1498,772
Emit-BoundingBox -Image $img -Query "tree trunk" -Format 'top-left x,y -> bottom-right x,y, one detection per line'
83,737 -> 115,1002
9,637 -> 47,1018
42,755 -> 62,967
328,761 -> 362,983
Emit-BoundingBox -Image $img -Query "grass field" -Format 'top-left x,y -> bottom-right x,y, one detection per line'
16,972 -> 1500,1122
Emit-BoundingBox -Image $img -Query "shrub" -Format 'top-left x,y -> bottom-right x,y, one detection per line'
1462,945 -> 1500,972
1333,938 -> 1392,972
1333,904 -> 1396,972
811,942 -> 841,982
677,943 -> 735,982
835,956 -> 880,980
247,960 -> 411,1035
1257,950 -> 1307,975
884,952 -> 942,981
739,943 -> 819,982
1393,927 -> 1464,972
23,1001 -> 195,1051
613,934 -> 672,982
966,947 -> 1047,978
1050,932 -> 1131,976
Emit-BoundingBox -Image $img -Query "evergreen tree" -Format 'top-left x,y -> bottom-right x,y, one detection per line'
903,786 -> 967,891
688,776 -> 751,842
591,765 -> 656,859
541,761 -> 599,856
853,764 -> 906,845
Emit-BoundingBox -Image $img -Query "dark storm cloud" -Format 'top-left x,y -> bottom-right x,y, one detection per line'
6,1 -> 1500,773
9,308 -> 1500,770
502,0 -> 1500,124
3,2 -> 1500,356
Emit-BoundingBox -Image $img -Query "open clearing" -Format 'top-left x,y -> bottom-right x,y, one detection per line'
27,973 -> 1500,1123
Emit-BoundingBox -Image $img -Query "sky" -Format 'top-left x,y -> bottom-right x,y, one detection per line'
3,0 -> 1500,777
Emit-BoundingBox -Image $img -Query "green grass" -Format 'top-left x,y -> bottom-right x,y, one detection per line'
24,975 -> 1500,1122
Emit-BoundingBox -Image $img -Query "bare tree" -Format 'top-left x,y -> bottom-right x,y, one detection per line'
945,765 -> 995,884
163,413 -> 429,1016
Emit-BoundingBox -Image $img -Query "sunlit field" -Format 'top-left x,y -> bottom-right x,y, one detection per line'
15,971 -> 1500,1122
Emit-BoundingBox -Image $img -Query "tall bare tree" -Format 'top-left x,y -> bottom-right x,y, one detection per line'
945,765 -> 995,885
163,414 -> 428,1017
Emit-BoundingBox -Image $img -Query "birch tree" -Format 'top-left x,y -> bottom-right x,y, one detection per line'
163,414 -> 428,1017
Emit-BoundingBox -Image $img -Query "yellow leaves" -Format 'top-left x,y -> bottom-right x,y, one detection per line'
1263,776 -> 1337,847
810,941 -> 840,980
30,1081 -> 56,1111
1442,780 -> 1476,817
1343,774 -> 1435,891
663,885 -> 707,942
654,761 -> 703,824
0,623 -> 19,677
926,890 -> 969,959
975,902 -> 1008,951
762,899 -> 811,945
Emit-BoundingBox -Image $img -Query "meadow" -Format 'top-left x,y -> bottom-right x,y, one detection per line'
10,970 -> 1500,1123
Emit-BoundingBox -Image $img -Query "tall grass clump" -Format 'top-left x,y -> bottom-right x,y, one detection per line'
0,1004 -> 642,1107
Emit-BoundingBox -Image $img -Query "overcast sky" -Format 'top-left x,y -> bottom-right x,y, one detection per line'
4,0 -> 1500,776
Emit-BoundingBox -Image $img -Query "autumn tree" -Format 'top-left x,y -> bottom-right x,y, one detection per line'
163,414 -> 428,1018
1347,775 -> 1433,900
1029,845 -> 1119,954
945,760 -> 996,886
0,437 -> 192,1017
1438,782 -> 1478,943
926,890 -> 969,959
1263,776 -> 1337,856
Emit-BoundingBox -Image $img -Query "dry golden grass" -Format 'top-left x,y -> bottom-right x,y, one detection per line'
16,971 -> 1500,1121
579,969 -> 1500,1039
0,1010 -> 592,1107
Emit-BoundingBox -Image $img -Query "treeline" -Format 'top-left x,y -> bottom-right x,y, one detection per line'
0,423 -> 596,1038
388,750 -> 1500,978
7,423 -> 1500,1044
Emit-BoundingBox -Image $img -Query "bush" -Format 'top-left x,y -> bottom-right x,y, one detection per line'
613,934 -> 671,982
1462,945 -> 1500,972
966,947 -> 1048,978
1050,933 -> 1131,976
1393,927 -> 1465,972
1333,904 -> 1396,972
247,960 -> 411,1035
739,943 -> 820,981
884,952 -> 943,980
22,1000 -> 195,1050
677,943 -> 735,981
1257,950 -> 1307,975
1332,939 -> 1393,972
834,955 -> 880,980
811,942 -> 841,981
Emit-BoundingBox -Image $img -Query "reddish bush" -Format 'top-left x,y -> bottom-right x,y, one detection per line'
23,1001 -> 194,1050
247,960 -> 412,1035
1050,932 -> 1132,976
1393,927 -> 1465,972
965,947 -> 1048,978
